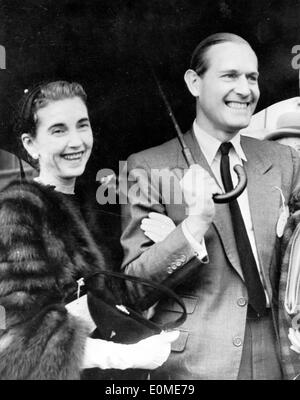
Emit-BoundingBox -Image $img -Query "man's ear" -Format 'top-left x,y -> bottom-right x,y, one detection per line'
184,69 -> 202,97
21,133 -> 39,160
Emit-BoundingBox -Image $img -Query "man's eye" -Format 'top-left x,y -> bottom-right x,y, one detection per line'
223,73 -> 237,79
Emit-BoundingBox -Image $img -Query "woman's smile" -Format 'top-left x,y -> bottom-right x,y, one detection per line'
61,150 -> 85,161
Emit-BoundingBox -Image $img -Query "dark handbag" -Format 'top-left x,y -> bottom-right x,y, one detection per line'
81,269 -> 187,380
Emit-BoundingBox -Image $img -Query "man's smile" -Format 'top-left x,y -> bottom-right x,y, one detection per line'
225,101 -> 251,110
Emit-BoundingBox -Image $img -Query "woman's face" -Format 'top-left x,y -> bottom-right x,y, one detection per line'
27,97 -> 93,182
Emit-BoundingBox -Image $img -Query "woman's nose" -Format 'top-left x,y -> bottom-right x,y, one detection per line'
68,130 -> 83,147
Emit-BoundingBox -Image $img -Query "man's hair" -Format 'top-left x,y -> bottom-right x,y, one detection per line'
190,33 -> 253,76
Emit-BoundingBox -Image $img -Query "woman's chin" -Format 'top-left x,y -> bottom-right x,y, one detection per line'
60,165 -> 86,179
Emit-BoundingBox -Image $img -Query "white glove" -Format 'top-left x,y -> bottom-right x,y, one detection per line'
129,330 -> 179,369
141,212 -> 176,243
82,330 -> 179,370
288,328 -> 300,353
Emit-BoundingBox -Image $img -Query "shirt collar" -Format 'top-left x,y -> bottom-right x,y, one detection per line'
193,120 -> 247,166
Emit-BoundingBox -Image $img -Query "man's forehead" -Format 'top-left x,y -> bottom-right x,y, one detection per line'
206,42 -> 258,72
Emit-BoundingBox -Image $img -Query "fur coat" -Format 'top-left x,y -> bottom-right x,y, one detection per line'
0,180 -> 108,380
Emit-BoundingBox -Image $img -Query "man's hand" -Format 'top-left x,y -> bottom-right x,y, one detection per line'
180,164 -> 222,241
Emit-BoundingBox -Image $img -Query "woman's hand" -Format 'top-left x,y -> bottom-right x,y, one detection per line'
141,212 -> 176,243
288,328 -> 300,353
82,330 -> 179,370
129,330 -> 179,369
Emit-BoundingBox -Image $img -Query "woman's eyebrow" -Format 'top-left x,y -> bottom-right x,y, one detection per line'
48,123 -> 66,131
77,117 -> 90,124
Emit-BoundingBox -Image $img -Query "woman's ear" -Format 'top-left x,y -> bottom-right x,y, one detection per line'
184,69 -> 202,97
21,133 -> 39,160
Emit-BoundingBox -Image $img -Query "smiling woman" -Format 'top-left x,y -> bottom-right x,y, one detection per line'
20,82 -> 93,194
0,81 -> 178,380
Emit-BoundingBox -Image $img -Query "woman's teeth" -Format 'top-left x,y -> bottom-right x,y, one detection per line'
62,152 -> 84,160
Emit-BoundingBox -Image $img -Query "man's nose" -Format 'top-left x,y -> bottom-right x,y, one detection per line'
234,75 -> 251,97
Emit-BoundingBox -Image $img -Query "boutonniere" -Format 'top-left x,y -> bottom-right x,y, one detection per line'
274,186 -> 289,238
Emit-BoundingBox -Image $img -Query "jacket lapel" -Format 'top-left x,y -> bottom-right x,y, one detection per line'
241,137 -> 281,293
182,130 -> 244,280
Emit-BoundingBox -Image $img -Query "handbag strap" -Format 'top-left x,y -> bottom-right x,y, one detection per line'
85,269 -> 187,330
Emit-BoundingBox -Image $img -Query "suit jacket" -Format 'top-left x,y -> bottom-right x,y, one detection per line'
121,129 -> 300,380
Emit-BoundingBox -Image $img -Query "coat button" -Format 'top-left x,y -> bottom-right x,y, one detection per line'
233,337 -> 243,347
179,255 -> 186,263
167,266 -> 173,274
237,297 -> 247,307
175,261 -> 182,267
171,263 -> 177,271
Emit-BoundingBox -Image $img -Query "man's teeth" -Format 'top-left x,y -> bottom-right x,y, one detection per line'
226,102 -> 248,109
62,152 -> 83,160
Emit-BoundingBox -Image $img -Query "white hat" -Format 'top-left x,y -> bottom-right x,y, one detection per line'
265,111 -> 300,140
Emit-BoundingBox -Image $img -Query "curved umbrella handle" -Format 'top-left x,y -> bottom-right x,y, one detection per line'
213,165 -> 247,204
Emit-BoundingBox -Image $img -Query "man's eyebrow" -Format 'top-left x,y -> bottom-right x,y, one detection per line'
219,69 -> 259,76
219,69 -> 239,74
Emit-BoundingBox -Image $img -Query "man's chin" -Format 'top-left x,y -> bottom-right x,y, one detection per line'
226,119 -> 252,133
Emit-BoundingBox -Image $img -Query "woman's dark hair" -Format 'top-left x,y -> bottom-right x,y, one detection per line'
14,81 -> 87,165
190,33 -> 252,76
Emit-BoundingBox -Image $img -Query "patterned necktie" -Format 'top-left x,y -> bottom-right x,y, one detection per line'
219,142 -> 266,316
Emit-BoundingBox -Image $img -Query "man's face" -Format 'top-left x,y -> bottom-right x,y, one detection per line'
196,42 -> 260,137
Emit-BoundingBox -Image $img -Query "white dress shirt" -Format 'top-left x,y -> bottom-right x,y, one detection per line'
183,120 -> 269,304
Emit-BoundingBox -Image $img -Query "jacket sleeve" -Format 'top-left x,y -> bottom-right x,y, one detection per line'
0,183 -> 89,380
120,153 -> 199,297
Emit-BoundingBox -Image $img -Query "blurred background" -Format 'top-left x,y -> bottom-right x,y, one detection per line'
1,0 -> 300,182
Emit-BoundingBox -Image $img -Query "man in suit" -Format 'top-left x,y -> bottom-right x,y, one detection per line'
121,33 -> 300,379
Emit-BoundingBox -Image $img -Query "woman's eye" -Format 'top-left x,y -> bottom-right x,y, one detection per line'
248,75 -> 258,83
51,128 -> 65,135
79,123 -> 90,129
